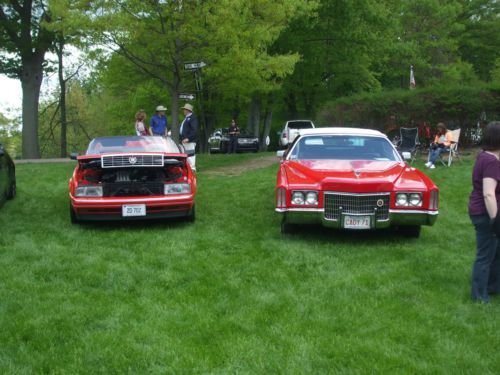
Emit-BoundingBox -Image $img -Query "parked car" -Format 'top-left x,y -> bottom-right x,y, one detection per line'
208,128 -> 259,153
275,127 -> 439,237
0,143 -> 16,207
279,120 -> 315,148
69,136 -> 196,222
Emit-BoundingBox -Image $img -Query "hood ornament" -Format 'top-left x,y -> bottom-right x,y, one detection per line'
128,156 -> 138,165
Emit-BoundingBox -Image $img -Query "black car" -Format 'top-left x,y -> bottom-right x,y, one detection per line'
0,144 -> 16,207
208,128 -> 259,153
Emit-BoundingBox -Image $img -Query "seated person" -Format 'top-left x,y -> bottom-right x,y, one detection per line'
425,122 -> 453,169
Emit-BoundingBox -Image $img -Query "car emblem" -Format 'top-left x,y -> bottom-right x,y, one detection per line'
128,156 -> 137,165
376,199 -> 384,207
354,169 -> 361,178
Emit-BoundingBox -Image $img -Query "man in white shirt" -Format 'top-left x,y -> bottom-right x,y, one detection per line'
179,103 -> 198,172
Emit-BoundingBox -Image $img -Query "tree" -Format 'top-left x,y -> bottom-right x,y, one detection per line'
55,0 -> 313,149
0,0 -> 56,158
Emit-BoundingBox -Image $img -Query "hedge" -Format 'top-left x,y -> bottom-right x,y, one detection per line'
317,84 -> 500,146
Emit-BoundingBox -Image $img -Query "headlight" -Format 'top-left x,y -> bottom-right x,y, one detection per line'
396,193 -> 408,206
396,192 -> 423,207
164,183 -> 191,195
409,193 -> 422,207
291,191 -> 318,205
291,191 -> 305,205
305,192 -> 318,205
76,185 -> 103,197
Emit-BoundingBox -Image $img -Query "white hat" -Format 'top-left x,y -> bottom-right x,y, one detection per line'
181,103 -> 193,112
156,105 -> 167,111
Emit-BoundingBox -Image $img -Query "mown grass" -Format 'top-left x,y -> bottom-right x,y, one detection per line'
0,151 -> 499,373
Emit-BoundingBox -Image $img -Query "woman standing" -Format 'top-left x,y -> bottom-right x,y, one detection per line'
135,110 -> 149,136
425,122 -> 453,169
468,121 -> 500,303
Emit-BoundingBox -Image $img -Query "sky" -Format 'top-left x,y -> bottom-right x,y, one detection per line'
0,75 -> 22,117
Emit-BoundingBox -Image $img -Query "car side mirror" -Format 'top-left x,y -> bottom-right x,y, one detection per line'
277,150 -> 285,160
70,152 -> 79,160
401,151 -> 412,160
184,149 -> 195,157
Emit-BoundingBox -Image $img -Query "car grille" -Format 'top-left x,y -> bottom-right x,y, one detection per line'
324,192 -> 390,220
101,154 -> 164,168
103,182 -> 164,197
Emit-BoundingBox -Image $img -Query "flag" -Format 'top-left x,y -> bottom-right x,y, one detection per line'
410,65 -> 416,89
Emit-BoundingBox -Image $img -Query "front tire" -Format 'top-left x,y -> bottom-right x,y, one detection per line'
70,204 -> 79,224
6,176 -> 16,200
398,225 -> 421,238
281,218 -> 296,234
186,205 -> 196,222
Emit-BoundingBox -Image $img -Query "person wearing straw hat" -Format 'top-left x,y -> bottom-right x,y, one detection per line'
179,103 -> 198,171
150,105 -> 168,136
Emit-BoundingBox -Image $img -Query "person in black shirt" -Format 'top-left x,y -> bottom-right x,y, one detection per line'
228,119 -> 240,154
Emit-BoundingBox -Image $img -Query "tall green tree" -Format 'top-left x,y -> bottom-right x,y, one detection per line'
54,0 -> 313,146
0,0 -> 56,158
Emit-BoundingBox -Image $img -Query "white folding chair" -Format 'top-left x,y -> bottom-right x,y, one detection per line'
440,129 -> 462,167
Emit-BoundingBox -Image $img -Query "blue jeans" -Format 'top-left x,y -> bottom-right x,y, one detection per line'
429,146 -> 449,164
470,214 -> 500,302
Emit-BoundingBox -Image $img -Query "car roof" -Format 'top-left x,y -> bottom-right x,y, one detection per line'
298,127 -> 386,137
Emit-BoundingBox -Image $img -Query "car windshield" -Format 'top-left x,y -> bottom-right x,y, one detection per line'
239,128 -> 254,137
287,121 -> 314,129
86,136 -> 180,155
288,135 -> 400,161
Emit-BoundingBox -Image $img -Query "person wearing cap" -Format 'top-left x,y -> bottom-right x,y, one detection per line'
150,105 -> 168,136
179,103 -> 198,171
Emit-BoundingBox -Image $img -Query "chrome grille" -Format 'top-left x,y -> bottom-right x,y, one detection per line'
101,154 -> 164,168
324,192 -> 390,220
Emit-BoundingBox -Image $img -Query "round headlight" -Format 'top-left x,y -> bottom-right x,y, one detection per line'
291,191 -> 305,205
409,193 -> 422,206
305,192 -> 318,205
396,193 -> 408,206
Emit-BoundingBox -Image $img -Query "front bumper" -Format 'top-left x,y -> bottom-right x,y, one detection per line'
70,194 -> 195,221
276,207 -> 438,228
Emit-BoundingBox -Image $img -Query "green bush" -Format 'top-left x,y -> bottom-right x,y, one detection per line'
318,84 -> 500,146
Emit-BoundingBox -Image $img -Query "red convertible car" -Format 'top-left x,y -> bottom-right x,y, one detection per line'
69,136 -> 196,222
276,128 -> 438,237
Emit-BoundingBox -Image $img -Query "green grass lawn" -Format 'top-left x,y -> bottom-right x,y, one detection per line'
0,151 -> 498,373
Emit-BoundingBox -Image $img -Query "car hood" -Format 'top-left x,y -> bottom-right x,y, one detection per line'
284,160 -> 427,191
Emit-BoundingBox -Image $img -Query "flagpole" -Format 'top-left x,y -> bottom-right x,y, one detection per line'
410,65 -> 416,89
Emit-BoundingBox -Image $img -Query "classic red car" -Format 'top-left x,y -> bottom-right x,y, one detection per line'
69,136 -> 196,222
276,128 -> 438,237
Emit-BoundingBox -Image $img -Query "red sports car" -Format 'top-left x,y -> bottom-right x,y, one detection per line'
69,136 -> 196,222
276,128 -> 438,237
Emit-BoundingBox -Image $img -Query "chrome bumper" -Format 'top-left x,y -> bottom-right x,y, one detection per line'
276,208 -> 438,228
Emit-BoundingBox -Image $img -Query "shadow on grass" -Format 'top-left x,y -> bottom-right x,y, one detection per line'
72,217 -> 193,232
280,224 -> 424,245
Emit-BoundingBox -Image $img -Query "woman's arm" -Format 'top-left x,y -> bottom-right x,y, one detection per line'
483,177 -> 498,219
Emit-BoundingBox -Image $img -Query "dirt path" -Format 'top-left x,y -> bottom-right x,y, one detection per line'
203,155 -> 278,176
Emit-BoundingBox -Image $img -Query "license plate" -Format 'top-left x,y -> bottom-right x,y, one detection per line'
122,204 -> 146,217
344,215 -> 370,229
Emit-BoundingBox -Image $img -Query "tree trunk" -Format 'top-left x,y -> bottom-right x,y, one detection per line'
57,38 -> 68,158
261,109 -> 273,151
170,88 -> 180,142
248,96 -> 261,137
21,58 -> 44,159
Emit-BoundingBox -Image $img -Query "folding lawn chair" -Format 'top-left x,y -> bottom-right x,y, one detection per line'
395,127 -> 421,163
439,128 -> 462,167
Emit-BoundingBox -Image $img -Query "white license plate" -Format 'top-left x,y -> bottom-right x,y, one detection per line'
344,215 -> 370,229
122,204 -> 146,217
